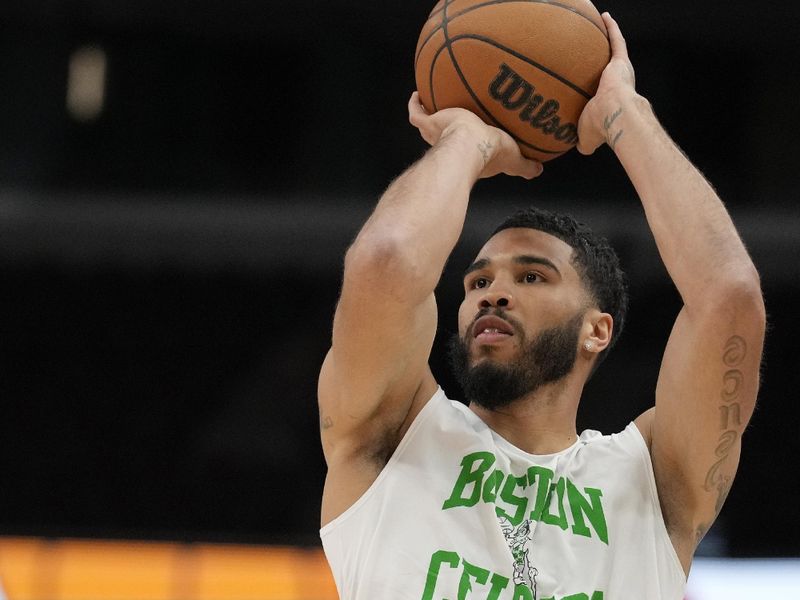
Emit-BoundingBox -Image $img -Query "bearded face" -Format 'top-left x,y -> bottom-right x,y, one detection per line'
448,309 -> 584,410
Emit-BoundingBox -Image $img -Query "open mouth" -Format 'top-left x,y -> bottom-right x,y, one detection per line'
472,315 -> 514,344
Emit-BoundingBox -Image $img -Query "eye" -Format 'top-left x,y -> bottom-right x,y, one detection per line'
523,272 -> 543,284
472,277 -> 490,290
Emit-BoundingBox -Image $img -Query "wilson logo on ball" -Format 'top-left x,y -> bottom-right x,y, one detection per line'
488,63 -> 579,145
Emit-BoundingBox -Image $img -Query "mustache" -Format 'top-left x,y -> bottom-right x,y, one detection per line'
466,307 -> 525,339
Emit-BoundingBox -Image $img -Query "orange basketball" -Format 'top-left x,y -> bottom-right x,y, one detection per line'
414,0 -> 610,161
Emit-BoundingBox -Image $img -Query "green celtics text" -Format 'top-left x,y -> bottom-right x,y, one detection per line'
421,549 -> 603,600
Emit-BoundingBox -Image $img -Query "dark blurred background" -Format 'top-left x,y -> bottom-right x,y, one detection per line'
0,0 -> 797,558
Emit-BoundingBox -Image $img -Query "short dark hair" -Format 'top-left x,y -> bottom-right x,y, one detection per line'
491,207 -> 629,369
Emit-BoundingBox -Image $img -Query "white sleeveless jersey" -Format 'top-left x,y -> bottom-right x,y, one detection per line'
321,388 -> 686,600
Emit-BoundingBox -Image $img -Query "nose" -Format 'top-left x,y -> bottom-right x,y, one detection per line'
478,286 -> 513,310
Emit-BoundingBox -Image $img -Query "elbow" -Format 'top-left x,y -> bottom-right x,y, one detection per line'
702,266 -> 766,329
725,266 -> 765,319
345,233 -> 411,275
343,233 -> 430,296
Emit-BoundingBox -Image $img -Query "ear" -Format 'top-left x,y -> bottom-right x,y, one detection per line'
581,311 -> 613,355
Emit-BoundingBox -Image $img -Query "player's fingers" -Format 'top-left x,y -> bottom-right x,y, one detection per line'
410,91 -> 427,113
519,159 -> 544,179
408,92 -> 427,127
504,155 -> 543,179
576,108 -> 595,155
602,13 -> 628,61
576,132 -> 603,156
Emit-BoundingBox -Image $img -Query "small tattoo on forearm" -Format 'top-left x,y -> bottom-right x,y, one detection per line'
603,108 -> 624,149
477,140 -> 493,166
320,414 -> 334,430
603,108 -> 623,130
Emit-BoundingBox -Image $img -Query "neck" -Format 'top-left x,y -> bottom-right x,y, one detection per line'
468,373 -> 584,455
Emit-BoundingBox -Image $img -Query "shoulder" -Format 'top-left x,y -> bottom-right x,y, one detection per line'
566,417 -> 659,488
577,412 -> 653,456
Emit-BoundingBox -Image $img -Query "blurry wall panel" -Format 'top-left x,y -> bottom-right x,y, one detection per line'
0,26 -> 69,186
1,3 -> 798,200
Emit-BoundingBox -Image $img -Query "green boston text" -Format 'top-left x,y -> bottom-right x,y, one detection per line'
442,452 -> 608,544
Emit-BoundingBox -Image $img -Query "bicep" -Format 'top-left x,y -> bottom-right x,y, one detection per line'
651,297 -> 764,541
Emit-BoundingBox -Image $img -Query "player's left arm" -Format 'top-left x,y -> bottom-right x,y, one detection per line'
578,14 -> 766,573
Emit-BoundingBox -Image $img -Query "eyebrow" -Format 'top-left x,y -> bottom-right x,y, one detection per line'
464,258 -> 490,277
463,255 -> 562,278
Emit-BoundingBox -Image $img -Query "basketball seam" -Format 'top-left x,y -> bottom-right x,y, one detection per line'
452,34 -> 593,99
430,39 -> 441,112
427,0 -> 446,20
415,0 -> 608,69
427,2 -> 446,20
438,0 -> 564,155
429,41 -> 566,153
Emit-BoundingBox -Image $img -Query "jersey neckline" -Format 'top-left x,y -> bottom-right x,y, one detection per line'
448,395 -> 595,461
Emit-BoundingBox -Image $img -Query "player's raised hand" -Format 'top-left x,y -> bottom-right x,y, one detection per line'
408,92 -> 543,180
577,13 -> 640,156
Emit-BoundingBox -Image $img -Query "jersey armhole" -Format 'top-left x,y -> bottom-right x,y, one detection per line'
320,386 -> 446,537
626,422 -> 688,584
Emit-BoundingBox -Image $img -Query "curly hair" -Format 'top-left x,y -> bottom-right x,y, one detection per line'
491,207 -> 629,369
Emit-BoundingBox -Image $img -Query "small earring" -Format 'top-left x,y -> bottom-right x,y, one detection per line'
583,341 -> 595,352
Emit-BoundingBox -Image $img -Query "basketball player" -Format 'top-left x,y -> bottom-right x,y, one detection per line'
318,14 -> 764,600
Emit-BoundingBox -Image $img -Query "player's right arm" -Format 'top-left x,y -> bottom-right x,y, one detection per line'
319,93 -> 541,525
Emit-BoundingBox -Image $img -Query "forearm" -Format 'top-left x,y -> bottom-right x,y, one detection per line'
347,126 -> 485,300
608,94 -> 760,304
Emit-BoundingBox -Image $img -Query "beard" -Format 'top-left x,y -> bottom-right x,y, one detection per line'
447,309 -> 584,411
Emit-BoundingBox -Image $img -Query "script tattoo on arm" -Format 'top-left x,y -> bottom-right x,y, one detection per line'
694,336 -> 748,546
702,335 -> 747,520
477,140 -> 493,167
603,107 -> 624,149
696,476 -> 735,546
